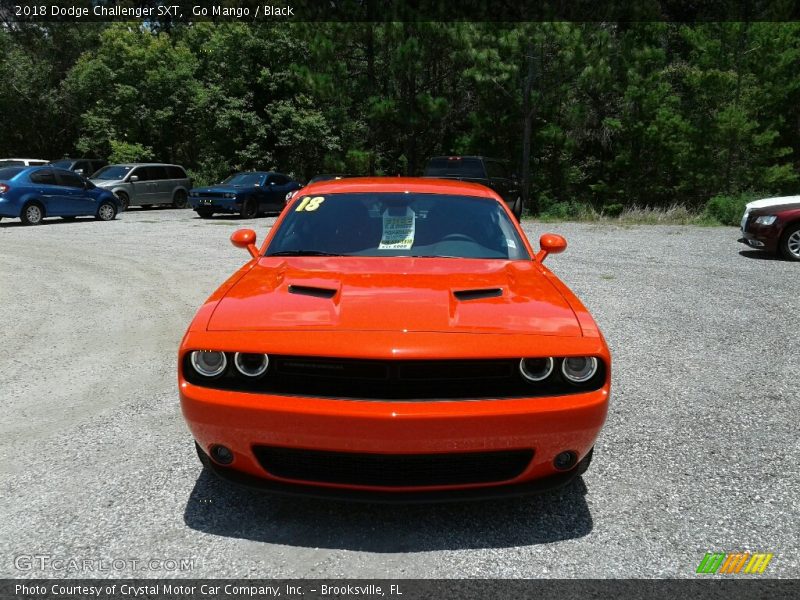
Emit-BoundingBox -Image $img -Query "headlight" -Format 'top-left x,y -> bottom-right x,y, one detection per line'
224,192 -> 236,199
519,357 -> 554,382
561,357 -> 598,383
190,350 -> 227,378
754,215 -> 777,225
234,352 -> 269,377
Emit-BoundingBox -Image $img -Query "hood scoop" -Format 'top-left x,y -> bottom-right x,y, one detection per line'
453,288 -> 504,301
288,284 -> 337,299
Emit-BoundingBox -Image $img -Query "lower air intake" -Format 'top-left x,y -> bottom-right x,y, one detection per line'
253,446 -> 534,487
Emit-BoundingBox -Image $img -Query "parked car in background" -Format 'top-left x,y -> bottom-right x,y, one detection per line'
424,156 -> 522,220
49,158 -> 107,178
90,163 -> 191,210
0,158 -> 49,167
189,171 -> 301,219
285,173 -> 355,205
0,166 -> 121,225
739,195 -> 800,261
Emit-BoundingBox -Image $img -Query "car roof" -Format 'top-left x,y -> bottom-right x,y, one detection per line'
300,176 -> 498,198
427,155 -> 506,162
111,163 -> 183,168
1,158 -> 49,161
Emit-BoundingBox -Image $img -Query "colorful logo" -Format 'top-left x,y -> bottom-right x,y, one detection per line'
696,552 -> 774,574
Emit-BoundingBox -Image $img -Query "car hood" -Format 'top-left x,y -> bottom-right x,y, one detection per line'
745,195 -> 800,211
207,258 -> 582,336
192,186 -> 241,195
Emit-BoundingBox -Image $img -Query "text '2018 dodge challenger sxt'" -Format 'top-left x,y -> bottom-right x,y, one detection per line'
179,177 -> 611,501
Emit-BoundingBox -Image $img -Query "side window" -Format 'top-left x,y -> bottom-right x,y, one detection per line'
151,166 -> 169,180
129,167 -> 145,181
168,166 -> 187,179
485,161 -> 508,179
29,169 -> 57,185
56,170 -> 85,188
73,161 -> 89,173
273,175 -> 288,185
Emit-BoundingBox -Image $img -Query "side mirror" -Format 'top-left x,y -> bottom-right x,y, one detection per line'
230,228 -> 259,258
75,169 -> 84,176
129,175 -> 139,182
536,233 -> 567,263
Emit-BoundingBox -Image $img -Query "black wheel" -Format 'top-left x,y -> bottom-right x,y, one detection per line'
779,223 -> 800,261
195,441 -> 212,469
196,208 -> 214,219
512,197 -> 523,220
575,447 -> 594,476
20,202 -> 44,225
240,197 -> 258,219
96,201 -> 117,221
172,190 -> 188,209
115,191 -> 129,211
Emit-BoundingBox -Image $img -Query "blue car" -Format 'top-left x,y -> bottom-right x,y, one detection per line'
0,166 -> 121,225
189,171 -> 301,219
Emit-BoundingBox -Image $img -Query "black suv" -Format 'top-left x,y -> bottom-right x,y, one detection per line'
49,158 -> 108,178
423,156 -> 522,219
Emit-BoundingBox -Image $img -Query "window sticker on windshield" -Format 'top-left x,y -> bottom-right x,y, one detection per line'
295,196 -> 325,212
506,239 -> 517,249
379,207 -> 416,250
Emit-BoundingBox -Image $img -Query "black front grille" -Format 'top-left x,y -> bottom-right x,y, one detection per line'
253,446 -> 534,487
183,355 -> 606,400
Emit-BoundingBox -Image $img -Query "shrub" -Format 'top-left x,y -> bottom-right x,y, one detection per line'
603,203 -> 624,218
704,192 -> 764,226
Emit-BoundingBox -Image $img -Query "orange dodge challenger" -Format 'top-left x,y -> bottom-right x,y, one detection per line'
179,178 -> 610,501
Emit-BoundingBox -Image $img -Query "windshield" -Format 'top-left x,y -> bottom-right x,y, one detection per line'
0,167 -> 25,180
222,172 -> 265,186
266,193 -> 529,260
92,165 -> 132,180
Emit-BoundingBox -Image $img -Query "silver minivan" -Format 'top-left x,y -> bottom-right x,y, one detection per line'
90,163 -> 192,210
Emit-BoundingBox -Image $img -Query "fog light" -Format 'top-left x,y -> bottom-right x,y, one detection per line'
554,451 -> 577,471
749,240 -> 765,248
210,444 -> 234,465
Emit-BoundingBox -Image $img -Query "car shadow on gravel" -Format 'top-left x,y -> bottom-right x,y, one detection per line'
183,469 -> 593,551
738,249 -> 786,261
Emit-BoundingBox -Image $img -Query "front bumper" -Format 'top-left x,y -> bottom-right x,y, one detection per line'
180,379 -> 609,495
739,223 -> 780,252
189,197 -> 241,213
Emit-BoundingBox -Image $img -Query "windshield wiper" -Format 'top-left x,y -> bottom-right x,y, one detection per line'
409,254 -> 460,258
266,250 -> 346,257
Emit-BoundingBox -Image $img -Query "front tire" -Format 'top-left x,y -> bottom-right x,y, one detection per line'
779,223 -> 800,261
240,197 -> 258,219
115,191 -> 130,211
172,190 -> 188,209
96,201 -> 117,221
195,442 -> 212,469
21,202 -> 44,225
575,447 -> 594,476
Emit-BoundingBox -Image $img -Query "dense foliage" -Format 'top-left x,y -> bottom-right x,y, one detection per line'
1,22 -> 798,215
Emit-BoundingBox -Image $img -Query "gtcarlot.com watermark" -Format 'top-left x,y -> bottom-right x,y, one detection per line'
14,554 -> 198,573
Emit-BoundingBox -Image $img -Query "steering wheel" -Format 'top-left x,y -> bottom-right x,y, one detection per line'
439,233 -> 477,243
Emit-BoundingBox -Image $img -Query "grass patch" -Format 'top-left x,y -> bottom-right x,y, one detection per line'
528,196 -> 763,226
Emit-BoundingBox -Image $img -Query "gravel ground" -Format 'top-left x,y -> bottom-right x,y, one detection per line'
0,207 -> 797,579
